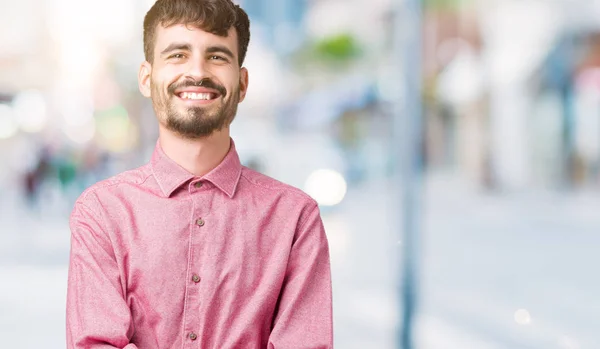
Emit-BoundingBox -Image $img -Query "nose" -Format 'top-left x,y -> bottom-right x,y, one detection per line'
184,57 -> 211,81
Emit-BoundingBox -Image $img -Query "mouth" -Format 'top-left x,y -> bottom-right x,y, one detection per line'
175,89 -> 222,104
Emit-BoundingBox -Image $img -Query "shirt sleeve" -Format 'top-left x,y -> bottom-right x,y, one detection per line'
66,194 -> 138,349
268,202 -> 334,349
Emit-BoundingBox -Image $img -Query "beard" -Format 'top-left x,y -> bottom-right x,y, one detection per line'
151,77 -> 240,139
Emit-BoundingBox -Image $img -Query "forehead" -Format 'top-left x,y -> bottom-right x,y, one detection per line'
154,23 -> 238,55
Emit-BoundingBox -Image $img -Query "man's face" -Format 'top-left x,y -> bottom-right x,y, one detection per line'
139,24 -> 248,139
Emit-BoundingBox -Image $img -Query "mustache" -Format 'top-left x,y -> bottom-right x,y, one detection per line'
168,78 -> 227,97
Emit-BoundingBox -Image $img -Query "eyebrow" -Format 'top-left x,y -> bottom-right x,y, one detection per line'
160,43 -> 192,56
206,45 -> 235,60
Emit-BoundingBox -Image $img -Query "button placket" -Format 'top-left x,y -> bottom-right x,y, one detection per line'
184,198 -> 204,348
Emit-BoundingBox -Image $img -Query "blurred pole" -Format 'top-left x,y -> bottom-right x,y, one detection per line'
392,0 -> 423,348
560,82 -> 575,188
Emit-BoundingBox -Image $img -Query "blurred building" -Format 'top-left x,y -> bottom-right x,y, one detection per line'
240,0 -> 307,56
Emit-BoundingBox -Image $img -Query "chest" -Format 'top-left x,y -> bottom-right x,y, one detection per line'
111,195 -> 296,295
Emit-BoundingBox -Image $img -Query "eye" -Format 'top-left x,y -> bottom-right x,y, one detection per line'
210,55 -> 227,61
169,53 -> 185,59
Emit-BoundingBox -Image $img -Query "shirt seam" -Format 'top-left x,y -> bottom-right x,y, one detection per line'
296,201 -> 319,233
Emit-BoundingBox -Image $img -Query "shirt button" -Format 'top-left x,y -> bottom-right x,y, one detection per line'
189,332 -> 197,341
192,274 -> 201,283
196,218 -> 205,227
194,182 -> 203,188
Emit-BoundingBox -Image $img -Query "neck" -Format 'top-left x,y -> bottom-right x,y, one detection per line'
158,126 -> 231,177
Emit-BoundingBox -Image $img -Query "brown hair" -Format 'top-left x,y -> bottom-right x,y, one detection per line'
143,0 -> 250,66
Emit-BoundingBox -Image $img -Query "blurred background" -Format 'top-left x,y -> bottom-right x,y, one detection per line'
1,0 -> 599,348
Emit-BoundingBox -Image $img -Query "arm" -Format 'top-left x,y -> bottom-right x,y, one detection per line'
268,202 -> 333,349
66,194 -> 138,349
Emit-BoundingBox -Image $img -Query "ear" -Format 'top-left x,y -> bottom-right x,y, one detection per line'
138,61 -> 152,98
238,67 -> 249,103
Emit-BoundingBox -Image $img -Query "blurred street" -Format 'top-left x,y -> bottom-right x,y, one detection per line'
1,174 -> 598,349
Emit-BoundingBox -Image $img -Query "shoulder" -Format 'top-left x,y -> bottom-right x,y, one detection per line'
239,166 -> 318,209
75,164 -> 152,207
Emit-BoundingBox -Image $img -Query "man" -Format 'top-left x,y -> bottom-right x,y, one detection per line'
66,0 -> 333,348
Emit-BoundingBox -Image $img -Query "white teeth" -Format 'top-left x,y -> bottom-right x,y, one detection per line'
181,92 -> 213,100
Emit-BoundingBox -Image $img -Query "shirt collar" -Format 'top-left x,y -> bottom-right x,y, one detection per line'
150,138 -> 242,198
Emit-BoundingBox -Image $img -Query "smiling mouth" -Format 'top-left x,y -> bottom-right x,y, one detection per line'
177,92 -> 220,101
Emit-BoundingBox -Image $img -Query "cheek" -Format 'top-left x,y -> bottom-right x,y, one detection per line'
155,66 -> 183,89
222,72 -> 241,92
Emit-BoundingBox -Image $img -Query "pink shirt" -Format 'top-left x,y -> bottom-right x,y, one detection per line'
66,139 -> 333,349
